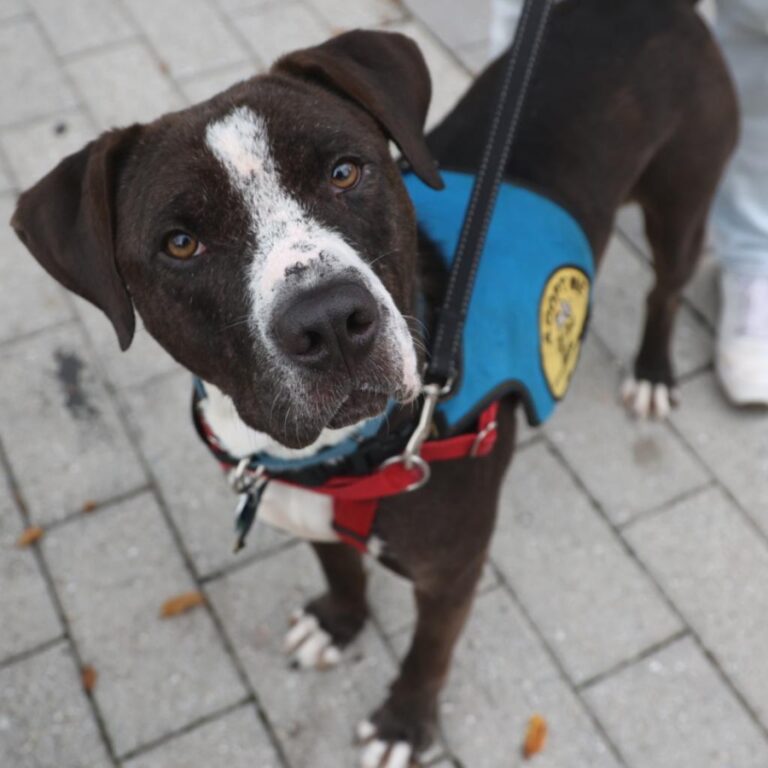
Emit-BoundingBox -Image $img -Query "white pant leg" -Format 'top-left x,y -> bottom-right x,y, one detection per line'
711,0 -> 768,277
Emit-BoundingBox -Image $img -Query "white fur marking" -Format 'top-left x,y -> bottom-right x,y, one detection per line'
205,106 -> 420,403
285,610 -> 342,670
621,376 -> 676,421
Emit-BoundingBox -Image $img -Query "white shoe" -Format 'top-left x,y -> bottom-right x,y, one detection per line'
716,270 -> 768,406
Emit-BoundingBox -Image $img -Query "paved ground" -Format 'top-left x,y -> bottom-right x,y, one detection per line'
1,0 -> 767,766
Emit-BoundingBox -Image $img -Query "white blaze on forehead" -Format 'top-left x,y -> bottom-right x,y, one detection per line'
205,105 -> 419,396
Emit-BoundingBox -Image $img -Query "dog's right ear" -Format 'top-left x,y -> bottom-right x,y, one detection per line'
10,125 -> 142,351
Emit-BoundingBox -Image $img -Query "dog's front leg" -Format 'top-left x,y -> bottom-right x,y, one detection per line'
285,542 -> 369,670
358,556 -> 485,767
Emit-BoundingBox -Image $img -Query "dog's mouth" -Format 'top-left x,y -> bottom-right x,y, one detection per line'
327,388 -> 390,429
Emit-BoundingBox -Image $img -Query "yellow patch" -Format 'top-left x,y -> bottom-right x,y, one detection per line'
539,267 -> 590,399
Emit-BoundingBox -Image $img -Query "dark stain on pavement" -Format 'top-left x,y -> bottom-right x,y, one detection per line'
54,349 -> 99,419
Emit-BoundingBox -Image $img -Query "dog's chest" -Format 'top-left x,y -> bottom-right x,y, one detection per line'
258,483 -> 339,542
199,383 -> 342,542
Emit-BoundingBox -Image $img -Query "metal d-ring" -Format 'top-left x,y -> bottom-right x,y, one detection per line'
381,452 -> 431,493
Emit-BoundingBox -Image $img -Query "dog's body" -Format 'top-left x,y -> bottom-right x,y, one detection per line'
12,1 -> 737,765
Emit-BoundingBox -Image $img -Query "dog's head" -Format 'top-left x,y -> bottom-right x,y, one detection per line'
11,31 -> 443,449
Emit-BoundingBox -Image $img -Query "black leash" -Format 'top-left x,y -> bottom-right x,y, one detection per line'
427,0 -> 556,387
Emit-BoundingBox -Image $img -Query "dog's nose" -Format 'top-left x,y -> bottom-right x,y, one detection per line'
274,282 -> 380,373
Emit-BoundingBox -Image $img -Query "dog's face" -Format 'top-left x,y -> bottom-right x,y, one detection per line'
11,31 -> 444,448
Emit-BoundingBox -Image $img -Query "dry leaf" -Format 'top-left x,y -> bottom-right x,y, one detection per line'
82,500 -> 98,513
16,526 -> 44,548
160,591 -> 205,618
81,665 -> 97,693
523,714 -> 548,759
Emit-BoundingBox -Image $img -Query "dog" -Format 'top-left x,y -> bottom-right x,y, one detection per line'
11,0 -> 737,765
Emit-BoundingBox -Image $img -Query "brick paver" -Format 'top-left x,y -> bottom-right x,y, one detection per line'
2,0 -> 767,766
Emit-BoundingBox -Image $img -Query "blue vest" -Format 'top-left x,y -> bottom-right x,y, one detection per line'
404,170 -> 595,433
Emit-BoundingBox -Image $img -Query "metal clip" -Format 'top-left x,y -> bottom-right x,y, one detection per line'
401,382 -> 442,470
229,458 -> 264,494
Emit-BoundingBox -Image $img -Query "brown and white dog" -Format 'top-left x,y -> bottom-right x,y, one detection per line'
11,1 -> 737,765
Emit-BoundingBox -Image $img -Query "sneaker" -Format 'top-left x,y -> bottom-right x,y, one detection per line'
716,270 -> 768,406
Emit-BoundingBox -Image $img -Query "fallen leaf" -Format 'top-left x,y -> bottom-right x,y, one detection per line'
81,665 -> 97,693
160,591 -> 206,618
16,526 -> 44,548
82,500 -> 98,513
523,714 -> 548,759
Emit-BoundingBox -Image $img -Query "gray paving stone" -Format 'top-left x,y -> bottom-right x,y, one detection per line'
491,442 -> 681,685
0,324 -> 147,524
615,204 -> 648,259
123,370 -> 287,578
454,39 -> 493,76
0,194 -> 74,345
42,493 -> 247,756
179,60 -> 260,105
28,0 -> 135,57
545,338 -> 709,526
122,704 -> 280,768
213,0 -> 275,18
405,0 -> 491,50
584,637 -> 768,768
0,0 -> 27,22
74,296 -> 178,391
433,590 -> 619,768
0,643 -> 112,768
207,544 -> 398,768
0,18 -> 78,127
122,0 -> 248,79
0,477 -> 61,664
625,487 -> 768,732
235,2 -> 332,68
0,108 -> 94,189
306,0 -> 405,29
593,235 -> 713,378
66,42 -> 183,130
0,152 -> 10,191
672,373 -> 768,535
386,19 -> 472,129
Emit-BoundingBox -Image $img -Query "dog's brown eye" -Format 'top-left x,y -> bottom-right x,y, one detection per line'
330,161 -> 361,191
164,231 -> 203,260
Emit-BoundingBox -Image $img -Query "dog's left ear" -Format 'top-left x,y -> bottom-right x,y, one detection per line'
275,30 -> 443,190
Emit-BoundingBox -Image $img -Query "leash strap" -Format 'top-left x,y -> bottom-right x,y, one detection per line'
427,0 -> 556,385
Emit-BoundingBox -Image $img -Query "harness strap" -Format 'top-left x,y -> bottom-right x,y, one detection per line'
427,0 -> 556,385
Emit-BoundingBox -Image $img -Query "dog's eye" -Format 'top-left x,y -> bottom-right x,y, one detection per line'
163,231 -> 205,260
330,160 -> 361,191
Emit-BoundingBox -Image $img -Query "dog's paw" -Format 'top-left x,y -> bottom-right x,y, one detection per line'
356,721 -> 416,768
284,609 -> 342,670
621,377 -> 679,420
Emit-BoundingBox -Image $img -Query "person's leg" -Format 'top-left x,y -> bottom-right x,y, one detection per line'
712,0 -> 768,404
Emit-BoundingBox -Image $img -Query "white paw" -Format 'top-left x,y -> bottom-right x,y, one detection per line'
356,721 -> 413,768
284,609 -> 342,670
621,377 -> 678,420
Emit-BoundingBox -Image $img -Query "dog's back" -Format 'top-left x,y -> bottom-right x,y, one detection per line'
427,0 -> 738,257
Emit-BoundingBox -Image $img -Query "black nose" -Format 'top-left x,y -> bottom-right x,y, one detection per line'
274,282 -> 380,373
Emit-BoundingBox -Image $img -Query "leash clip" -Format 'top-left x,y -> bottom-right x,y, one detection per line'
402,382 -> 442,469
380,380 -> 451,493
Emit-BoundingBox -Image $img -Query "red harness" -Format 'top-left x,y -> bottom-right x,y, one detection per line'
199,401 -> 499,553
297,402 -> 499,551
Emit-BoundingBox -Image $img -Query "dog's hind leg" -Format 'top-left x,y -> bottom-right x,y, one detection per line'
357,556 -> 485,767
622,70 -> 738,419
284,542 -> 368,670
